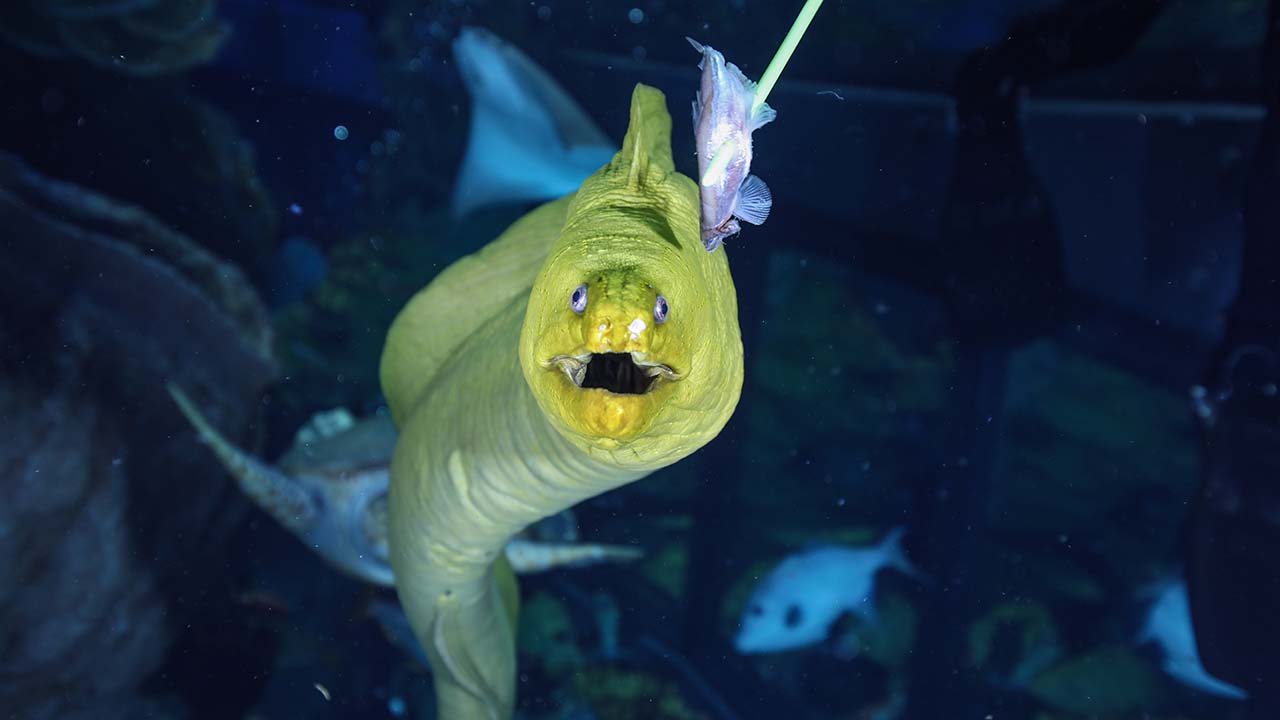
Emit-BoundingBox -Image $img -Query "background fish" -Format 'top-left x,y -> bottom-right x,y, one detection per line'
1138,579 -> 1249,700
734,527 -> 923,654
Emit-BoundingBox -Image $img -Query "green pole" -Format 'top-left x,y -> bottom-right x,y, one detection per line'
701,136 -> 738,187
751,0 -> 825,117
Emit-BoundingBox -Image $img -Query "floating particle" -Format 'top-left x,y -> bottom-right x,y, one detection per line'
537,5 -> 551,20
314,683 -> 331,701
388,696 -> 407,717
288,203 -> 303,215
333,125 -> 349,140
817,89 -> 845,100
628,8 -> 644,23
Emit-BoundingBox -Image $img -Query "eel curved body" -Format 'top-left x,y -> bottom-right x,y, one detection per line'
381,85 -> 744,719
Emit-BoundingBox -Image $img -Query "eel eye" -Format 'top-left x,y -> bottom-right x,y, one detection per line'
570,284 -> 588,314
654,294 -> 669,324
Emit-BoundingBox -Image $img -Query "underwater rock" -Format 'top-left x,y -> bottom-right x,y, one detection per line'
968,600 -> 1063,688
742,251 -> 951,528
0,153 -> 277,717
0,383 -> 171,716
0,150 -> 275,377
572,666 -> 706,720
1027,645 -> 1159,716
0,42 -> 278,282
989,340 -> 1198,567
0,0 -> 228,77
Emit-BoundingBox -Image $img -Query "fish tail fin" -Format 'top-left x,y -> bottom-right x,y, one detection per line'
878,525 -> 931,585
451,26 -> 616,218
733,174 -> 772,226
504,539 -> 644,574
1179,663 -> 1250,700
165,383 -> 318,534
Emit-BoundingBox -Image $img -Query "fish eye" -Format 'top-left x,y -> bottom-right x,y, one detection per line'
570,284 -> 588,314
784,604 -> 803,628
654,294 -> 669,324
749,604 -> 764,617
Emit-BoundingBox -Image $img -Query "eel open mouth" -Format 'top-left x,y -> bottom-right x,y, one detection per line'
549,352 -> 679,395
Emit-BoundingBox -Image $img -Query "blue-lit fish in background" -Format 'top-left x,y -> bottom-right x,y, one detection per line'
688,37 -> 776,252
734,527 -> 924,654
451,27 -> 617,218
1138,579 -> 1249,700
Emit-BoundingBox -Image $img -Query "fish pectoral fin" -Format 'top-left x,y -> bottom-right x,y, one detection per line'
749,100 -> 777,131
733,174 -> 772,226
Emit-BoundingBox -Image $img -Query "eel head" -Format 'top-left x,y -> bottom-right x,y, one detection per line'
519,86 -> 744,462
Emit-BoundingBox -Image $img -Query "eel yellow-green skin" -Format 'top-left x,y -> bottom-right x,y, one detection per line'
380,84 -> 744,720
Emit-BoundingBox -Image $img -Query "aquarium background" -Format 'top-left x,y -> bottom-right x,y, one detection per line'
1,0 -> 1277,719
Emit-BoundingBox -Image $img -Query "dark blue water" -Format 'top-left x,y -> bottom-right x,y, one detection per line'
1,1 -> 1276,719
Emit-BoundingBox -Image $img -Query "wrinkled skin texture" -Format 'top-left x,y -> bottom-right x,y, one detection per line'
380,85 -> 743,719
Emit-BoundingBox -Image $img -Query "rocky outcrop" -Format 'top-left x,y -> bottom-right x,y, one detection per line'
0,152 -> 277,718
0,0 -> 227,77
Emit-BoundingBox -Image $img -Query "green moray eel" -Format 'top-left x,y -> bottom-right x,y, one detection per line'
381,84 -> 744,720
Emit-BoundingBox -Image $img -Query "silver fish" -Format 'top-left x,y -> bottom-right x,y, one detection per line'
688,37 -> 776,252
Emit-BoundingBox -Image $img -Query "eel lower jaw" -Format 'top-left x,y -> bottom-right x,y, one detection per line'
547,351 -> 681,395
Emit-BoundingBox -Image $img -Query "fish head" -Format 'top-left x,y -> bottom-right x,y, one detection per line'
734,557 -> 835,654
519,85 -> 743,466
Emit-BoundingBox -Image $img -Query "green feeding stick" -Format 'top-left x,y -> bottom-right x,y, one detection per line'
752,0 -> 825,117
690,0 -> 825,250
701,0 -> 823,189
